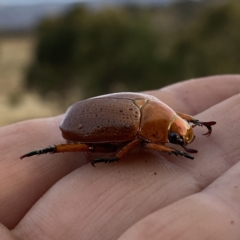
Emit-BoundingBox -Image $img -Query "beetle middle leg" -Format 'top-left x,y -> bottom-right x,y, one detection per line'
144,142 -> 194,160
91,139 -> 141,167
176,112 -> 216,136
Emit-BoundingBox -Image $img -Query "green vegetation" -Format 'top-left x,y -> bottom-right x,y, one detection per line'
171,1 -> 240,79
25,0 -> 240,102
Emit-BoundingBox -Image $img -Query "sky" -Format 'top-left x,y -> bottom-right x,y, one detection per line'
1,0 -> 87,6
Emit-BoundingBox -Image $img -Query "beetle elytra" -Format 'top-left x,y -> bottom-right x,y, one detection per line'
20,92 -> 216,166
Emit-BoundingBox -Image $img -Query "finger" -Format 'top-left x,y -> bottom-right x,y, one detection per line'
145,75 -> 240,114
12,154 -> 202,240
2,76 -> 239,230
12,93 -> 240,240
0,223 -> 16,240
174,93 -> 240,184
118,157 -> 240,240
0,117 -> 87,229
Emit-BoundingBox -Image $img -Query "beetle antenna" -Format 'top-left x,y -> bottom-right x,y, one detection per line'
20,146 -> 56,159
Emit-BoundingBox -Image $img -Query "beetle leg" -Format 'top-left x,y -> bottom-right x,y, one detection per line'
20,146 -> 56,159
176,112 -> 216,136
91,139 -> 141,167
191,120 -> 216,136
20,143 -> 92,159
20,143 -> 121,160
90,157 -> 119,167
144,143 -> 194,160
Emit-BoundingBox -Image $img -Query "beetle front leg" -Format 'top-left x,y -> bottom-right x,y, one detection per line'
176,112 -> 216,136
144,142 -> 194,160
91,139 -> 141,167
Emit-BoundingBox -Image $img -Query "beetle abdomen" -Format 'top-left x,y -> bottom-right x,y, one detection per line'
60,97 -> 141,142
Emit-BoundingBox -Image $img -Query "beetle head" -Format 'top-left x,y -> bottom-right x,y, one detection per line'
168,116 -> 196,153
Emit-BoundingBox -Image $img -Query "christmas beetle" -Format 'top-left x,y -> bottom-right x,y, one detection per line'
20,92 -> 216,166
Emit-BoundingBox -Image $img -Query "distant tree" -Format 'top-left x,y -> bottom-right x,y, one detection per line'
26,6 -> 168,101
26,1 -> 240,104
171,1 -> 240,80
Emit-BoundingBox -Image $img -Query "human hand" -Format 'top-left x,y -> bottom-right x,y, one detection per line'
0,75 -> 240,240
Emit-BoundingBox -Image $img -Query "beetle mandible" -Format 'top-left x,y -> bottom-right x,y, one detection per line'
20,92 -> 216,166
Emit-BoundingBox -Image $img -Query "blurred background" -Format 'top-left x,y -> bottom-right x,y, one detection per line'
0,0 -> 239,126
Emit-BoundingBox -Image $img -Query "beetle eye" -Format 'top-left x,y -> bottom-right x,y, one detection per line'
168,132 -> 184,145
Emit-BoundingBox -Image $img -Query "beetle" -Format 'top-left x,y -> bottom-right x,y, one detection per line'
20,92 -> 216,166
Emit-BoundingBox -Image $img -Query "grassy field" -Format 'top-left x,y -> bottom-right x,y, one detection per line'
0,35 -> 62,126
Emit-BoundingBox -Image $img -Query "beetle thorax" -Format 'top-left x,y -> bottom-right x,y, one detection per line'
138,100 -> 176,143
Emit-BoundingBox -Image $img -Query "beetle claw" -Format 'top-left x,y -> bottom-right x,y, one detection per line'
91,162 -> 96,167
183,152 -> 194,160
201,121 -> 216,136
191,120 -> 216,137
172,149 -> 194,160
91,157 -> 119,167
20,146 -> 56,159
171,151 -> 178,157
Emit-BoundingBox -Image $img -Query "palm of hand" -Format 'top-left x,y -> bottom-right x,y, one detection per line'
0,76 -> 240,240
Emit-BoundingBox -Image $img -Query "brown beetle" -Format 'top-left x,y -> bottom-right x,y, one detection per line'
21,92 -> 216,166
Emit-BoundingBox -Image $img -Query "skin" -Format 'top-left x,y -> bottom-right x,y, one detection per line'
0,75 -> 240,240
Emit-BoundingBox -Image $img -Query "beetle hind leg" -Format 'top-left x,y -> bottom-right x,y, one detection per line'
144,143 -> 194,160
176,112 -> 216,136
20,146 -> 56,159
20,143 -> 92,159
